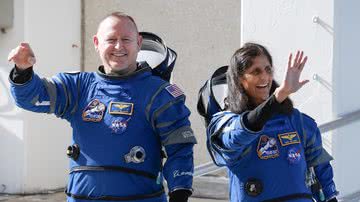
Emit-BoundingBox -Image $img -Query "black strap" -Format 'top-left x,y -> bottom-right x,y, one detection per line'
262,193 -> 313,202
70,166 -> 157,180
65,187 -> 165,201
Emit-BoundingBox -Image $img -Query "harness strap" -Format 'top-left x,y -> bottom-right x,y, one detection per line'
70,165 -> 157,180
65,187 -> 164,201
262,193 -> 313,202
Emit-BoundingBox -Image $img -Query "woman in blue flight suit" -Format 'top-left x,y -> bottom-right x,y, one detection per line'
199,43 -> 338,202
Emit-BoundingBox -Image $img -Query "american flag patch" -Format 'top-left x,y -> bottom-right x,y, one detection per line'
165,84 -> 184,98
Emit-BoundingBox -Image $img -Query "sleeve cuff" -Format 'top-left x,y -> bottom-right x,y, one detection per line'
9,66 -> 34,85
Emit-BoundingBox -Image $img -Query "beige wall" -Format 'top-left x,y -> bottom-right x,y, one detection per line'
83,0 -> 240,165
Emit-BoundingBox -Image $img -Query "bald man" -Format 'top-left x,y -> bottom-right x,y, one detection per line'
8,12 -> 196,202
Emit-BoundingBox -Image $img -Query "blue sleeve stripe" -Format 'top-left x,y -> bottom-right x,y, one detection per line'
151,97 -> 185,130
70,78 -> 81,114
305,133 -> 317,148
305,145 -> 322,156
145,82 -> 168,122
156,120 -> 178,128
307,149 -> 333,167
52,76 -> 69,117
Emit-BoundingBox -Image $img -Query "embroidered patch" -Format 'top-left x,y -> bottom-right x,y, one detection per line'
110,117 -> 131,134
278,132 -> 301,146
287,147 -> 301,164
109,102 -> 134,115
257,135 -> 279,159
82,99 -> 106,122
165,84 -> 184,98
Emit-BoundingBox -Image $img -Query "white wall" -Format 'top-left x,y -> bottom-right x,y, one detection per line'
0,0 -> 26,194
333,0 -> 360,195
0,0 -> 80,193
241,0 -> 334,125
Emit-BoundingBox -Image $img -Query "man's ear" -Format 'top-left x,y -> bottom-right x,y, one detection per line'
137,35 -> 143,51
93,35 -> 99,52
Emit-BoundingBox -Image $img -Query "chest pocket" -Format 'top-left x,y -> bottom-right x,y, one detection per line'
263,117 -> 293,134
95,85 -> 132,101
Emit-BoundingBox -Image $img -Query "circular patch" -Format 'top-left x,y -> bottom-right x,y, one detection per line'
287,147 -> 301,164
245,178 -> 263,197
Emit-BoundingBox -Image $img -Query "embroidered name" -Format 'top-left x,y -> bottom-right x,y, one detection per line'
173,170 -> 193,178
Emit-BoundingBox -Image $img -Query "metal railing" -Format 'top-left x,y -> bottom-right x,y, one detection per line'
194,108 -> 360,178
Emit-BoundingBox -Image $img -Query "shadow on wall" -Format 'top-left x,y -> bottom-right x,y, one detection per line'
0,66 -> 24,193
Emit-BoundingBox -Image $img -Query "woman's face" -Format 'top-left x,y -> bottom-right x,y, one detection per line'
240,55 -> 273,106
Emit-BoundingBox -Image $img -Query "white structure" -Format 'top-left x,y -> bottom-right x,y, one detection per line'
0,0 -> 80,193
332,0 -> 360,196
241,0 -> 360,196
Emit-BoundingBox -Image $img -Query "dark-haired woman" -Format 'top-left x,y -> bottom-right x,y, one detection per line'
207,43 -> 338,202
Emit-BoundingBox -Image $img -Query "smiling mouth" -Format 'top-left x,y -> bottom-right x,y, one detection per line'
256,83 -> 269,89
111,53 -> 127,57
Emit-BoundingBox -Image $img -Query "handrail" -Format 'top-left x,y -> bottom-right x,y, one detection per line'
194,108 -> 360,178
319,108 -> 360,133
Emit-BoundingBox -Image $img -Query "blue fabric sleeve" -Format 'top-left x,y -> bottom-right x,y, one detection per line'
314,162 -> 338,200
300,113 -> 338,200
163,143 -> 194,193
207,112 -> 261,167
147,84 -> 196,193
302,114 -> 333,167
10,71 -> 81,121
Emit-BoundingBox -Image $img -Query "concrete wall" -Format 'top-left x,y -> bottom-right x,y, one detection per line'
333,0 -> 360,195
0,0 -> 80,193
242,0 -> 360,196
0,0 -> 25,193
83,0 -> 241,165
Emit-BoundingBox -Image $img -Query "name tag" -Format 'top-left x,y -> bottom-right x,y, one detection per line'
108,102 -> 134,115
278,132 -> 301,146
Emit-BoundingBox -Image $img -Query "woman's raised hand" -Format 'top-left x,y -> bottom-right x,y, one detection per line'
275,50 -> 309,102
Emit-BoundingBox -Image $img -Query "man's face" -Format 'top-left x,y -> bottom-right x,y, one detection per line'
94,16 -> 142,75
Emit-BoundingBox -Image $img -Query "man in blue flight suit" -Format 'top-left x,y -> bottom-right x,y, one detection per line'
8,12 -> 196,202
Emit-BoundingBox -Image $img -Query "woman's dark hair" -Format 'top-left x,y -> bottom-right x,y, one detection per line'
226,42 -> 292,114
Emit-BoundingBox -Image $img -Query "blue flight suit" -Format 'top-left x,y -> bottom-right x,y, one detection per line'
9,63 -> 196,202
207,109 -> 337,202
